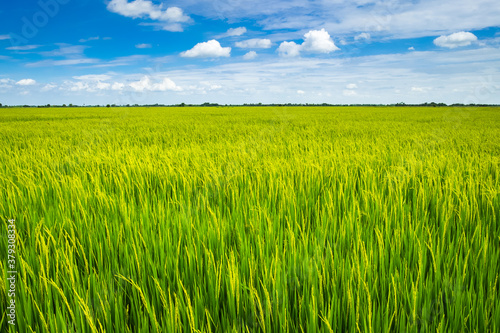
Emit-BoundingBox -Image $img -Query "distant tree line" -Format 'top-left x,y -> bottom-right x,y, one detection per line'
0,102 -> 499,108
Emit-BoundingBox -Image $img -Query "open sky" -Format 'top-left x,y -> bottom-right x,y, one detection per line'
1,0 -> 499,105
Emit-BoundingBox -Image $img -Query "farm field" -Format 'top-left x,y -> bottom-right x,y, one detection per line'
1,105 -> 499,332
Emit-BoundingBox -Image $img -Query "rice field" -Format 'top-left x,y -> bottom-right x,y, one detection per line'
1,105 -> 499,332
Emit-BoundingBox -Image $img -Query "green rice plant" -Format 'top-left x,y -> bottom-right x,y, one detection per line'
0,106 -> 499,332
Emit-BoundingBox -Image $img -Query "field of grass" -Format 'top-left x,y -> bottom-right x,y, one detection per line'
1,105 -> 499,332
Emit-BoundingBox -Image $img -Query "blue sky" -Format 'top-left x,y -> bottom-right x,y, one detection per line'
1,0 -> 499,105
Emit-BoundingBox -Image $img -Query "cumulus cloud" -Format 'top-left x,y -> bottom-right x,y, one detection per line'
278,29 -> 339,57
129,76 -> 182,92
181,40 -> 231,58
433,32 -> 478,49
278,41 -> 301,57
235,38 -> 272,49
16,79 -> 37,86
107,0 -> 190,32
302,29 -> 340,53
136,43 -> 152,49
243,51 -> 257,60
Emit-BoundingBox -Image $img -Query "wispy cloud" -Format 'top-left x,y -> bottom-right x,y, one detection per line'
73,74 -> 112,81
354,33 -> 370,41
0,78 -> 15,89
216,27 -> 247,38
26,58 -> 99,67
0,34 -> 10,40
136,43 -> 152,49
40,44 -> 88,57
79,36 -> 100,43
6,45 -> 42,51
24,44 -> 97,67
235,39 -> 272,49
41,84 -> 57,92
88,55 -> 149,68
175,0 -> 500,41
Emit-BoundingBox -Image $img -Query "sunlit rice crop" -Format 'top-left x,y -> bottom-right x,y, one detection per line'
1,105 -> 499,332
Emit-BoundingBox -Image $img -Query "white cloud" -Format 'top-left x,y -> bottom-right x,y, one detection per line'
235,38 -> 272,49
79,36 -> 100,43
62,79 -> 126,92
41,84 -> 57,92
65,81 -> 90,92
302,29 -> 339,53
73,74 -> 112,81
89,55 -> 148,68
6,45 -> 41,51
181,40 -> 231,58
243,51 -> 257,60
129,76 -> 182,92
433,31 -> 478,49
32,59 -> 99,67
408,47 -> 415,51
96,81 -> 111,90
279,29 -> 339,57
354,32 -> 370,41
16,79 -> 36,86
297,90 -> 305,94
220,27 -> 247,38
346,83 -> 358,89
41,44 -> 88,57
200,81 -> 222,91
0,79 -> 14,89
112,82 -> 125,91
136,43 -> 152,49
343,90 -> 357,96
0,35 -> 11,40
411,87 -> 430,92
107,0 -> 190,31
169,0 -> 500,41
7,43 -> 500,105
278,41 -> 301,57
